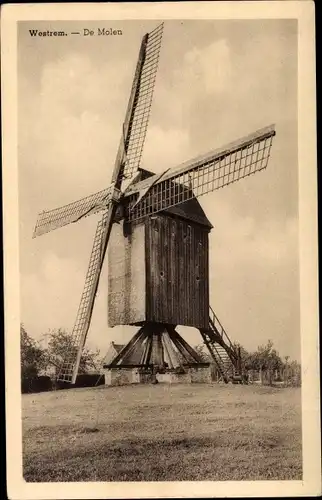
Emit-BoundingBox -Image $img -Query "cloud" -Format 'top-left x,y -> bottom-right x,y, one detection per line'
212,203 -> 298,269
206,201 -> 300,359
146,38 -> 232,143
181,39 -> 232,95
19,52 -> 134,211
40,52 -> 130,116
141,125 -> 191,173
21,252 -> 85,336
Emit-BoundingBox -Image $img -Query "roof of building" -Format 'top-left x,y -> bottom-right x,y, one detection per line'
111,342 -> 124,353
102,342 -> 125,365
102,340 -> 147,367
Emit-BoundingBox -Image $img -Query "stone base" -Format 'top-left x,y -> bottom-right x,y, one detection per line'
103,366 -> 211,386
103,368 -> 152,386
157,366 -> 211,384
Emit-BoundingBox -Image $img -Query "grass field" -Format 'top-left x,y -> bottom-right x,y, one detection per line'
22,383 -> 302,482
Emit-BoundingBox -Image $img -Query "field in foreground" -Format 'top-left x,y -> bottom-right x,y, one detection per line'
22,383 -> 302,482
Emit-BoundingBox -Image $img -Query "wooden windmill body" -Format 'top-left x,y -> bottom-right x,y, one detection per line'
33,23 -> 276,384
106,169 -> 213,374
109,169 -> 212,329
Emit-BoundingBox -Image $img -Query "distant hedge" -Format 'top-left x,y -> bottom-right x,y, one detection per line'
22,373 -> 105,393
22,376 -> 52,394
57,373 -> 105,389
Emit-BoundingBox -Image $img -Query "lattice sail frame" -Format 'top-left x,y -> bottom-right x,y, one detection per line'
124,125 -> 275,221
33,186 -> 113,238
57,212 -> 109,383
122,23 -> 164,180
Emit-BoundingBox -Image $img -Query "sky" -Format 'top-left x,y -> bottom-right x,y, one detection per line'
18,19 -> 299,360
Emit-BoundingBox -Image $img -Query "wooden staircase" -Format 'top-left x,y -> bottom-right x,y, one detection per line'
199,306 -> 243,383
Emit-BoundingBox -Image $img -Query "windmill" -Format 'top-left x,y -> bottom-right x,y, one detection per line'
33,23 -> 276,385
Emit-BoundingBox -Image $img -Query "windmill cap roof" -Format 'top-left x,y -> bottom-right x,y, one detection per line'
127,168 -> 213,229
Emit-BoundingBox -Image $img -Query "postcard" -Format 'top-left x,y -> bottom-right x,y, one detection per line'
2,2 -> 320,499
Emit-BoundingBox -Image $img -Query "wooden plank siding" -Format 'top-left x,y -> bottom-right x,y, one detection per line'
145,214 -> 209,329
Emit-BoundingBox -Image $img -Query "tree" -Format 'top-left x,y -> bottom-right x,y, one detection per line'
20,325 -> 46,379
243,340 -> 284,385
45,328 -> 101,374
245,340 -> 282,370
283,359 -> 301,387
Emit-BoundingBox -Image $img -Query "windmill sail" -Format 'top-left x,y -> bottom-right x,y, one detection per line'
124,124 -> 276,221
33,185 -> 114,238
119,23 -> 164,181
57,211 -> 109,383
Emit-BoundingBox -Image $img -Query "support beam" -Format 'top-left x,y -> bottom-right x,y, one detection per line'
140,335 -> 153,366
107,326 -> 147,367
122,330 -> 149,365
151,332 -> 164,367
106,322 -> 209,372
167,326 -> 203,363
162,337 -> 174,368
167,330 -> 197,364
162,331 -> 181,369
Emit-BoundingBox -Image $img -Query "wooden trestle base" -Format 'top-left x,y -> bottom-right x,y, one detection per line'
103,322 -> 208,372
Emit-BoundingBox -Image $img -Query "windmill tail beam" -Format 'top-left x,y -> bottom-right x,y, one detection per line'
199,306 -> 245,384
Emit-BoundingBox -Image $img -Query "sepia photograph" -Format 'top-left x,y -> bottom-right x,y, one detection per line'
2,2 -> 319,499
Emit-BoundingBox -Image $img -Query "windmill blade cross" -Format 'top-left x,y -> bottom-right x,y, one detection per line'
124,124 -> 276,221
